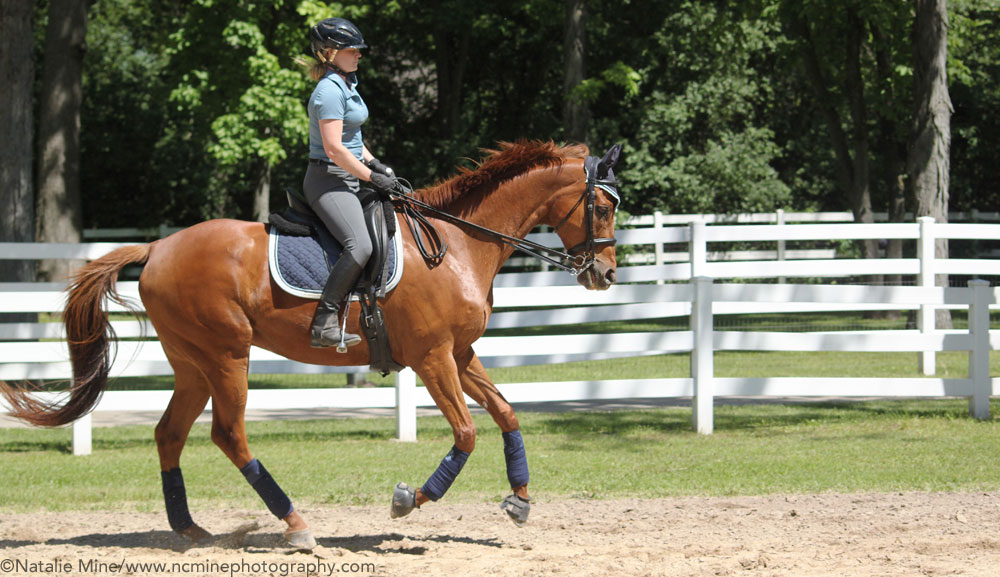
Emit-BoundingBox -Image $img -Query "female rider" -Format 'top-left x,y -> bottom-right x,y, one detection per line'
305,18 -> 396,348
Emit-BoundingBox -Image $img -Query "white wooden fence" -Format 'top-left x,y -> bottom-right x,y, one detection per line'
84,209 -> 1000,269
2,215 -> 999,454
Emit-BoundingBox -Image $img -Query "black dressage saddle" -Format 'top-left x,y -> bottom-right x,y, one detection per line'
268,188 -> 403,374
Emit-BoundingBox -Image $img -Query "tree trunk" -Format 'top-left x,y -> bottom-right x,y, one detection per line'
872,20 -> 907,294
909,0 -> 952,329
36,0 -> 89,282
563,0 -> 589,143
432,7 -> 471,139
795,11 -> 879,281
0,0 -> 37,283
252,158 -> 271,223
793,15 -> 852,196
844,8 -> 880,275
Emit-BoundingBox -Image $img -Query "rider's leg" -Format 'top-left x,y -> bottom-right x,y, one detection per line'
303,164 -> 373,348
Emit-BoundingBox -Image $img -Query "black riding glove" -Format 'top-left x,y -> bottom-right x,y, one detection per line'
368,158 -> 394,177
369,171 -> 397,194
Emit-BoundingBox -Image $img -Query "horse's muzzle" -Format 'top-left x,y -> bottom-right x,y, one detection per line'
578,260 -> 616,290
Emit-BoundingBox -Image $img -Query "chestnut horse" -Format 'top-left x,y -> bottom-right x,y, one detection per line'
2,141 -> 621,548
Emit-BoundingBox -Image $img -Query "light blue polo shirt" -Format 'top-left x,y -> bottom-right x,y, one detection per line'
308,70 -> 369,161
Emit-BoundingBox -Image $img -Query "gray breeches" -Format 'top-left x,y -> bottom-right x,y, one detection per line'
302,162 -> 373,269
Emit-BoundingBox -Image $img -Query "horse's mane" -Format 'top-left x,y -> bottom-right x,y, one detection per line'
413,141 -> 589,210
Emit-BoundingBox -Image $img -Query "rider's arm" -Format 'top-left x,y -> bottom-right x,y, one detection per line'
319,118 -> 374,181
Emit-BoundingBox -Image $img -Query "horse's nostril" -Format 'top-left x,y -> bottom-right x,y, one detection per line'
605,269 -> 617,284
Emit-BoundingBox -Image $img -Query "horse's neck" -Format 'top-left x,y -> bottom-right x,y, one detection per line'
459,166 -> 570,241
447,164 -> 575,277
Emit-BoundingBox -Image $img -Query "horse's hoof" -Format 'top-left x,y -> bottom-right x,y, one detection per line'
284,528 -> 317,550
500,494 -> 531,527
391,482 -> 417,519
179,524 -> 213,543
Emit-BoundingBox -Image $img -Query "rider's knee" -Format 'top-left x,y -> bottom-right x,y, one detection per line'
344,235 -> 373,267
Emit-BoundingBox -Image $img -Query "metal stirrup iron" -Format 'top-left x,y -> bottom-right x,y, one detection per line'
337,298 -> 352,353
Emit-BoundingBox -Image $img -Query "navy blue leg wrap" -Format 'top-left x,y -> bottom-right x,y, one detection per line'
161,468 -> 195,532
240,458 -> 294,520
503,430 -> 530,488
420,446 -> 470,502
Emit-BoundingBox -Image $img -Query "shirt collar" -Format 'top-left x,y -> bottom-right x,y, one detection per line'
325,69 -> 358,90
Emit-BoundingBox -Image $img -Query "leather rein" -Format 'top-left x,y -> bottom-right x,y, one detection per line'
388,156 -> 618,276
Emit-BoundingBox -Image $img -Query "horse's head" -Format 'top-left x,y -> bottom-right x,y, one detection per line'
550,144 -> 622,291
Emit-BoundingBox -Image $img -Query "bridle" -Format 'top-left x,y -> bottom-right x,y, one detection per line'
549,154 -> 620,273
389,154 -> 620,277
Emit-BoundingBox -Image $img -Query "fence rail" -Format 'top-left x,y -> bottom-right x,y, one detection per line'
77,209 -> 1000,241
3,215 -> 999,454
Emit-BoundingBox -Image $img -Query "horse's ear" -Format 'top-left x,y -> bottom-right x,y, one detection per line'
597,144 -> 622,178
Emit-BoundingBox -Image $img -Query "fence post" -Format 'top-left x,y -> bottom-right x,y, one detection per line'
918,216 -> 936,375
395,367 -> 417,442
691,276 -> 714,434
968,280 -> 991,420
72,414 -> 92,456
776,209 -> 786,284
654,211 -> 664,285
689,220 -> 707,280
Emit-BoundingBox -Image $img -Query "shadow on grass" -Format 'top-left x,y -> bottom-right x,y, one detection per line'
0,419 -> 402,454
523,399 -> 978,438
0,440 -> 75,454
1,399 -> 978,454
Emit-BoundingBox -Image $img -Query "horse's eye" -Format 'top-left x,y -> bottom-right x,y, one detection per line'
596,205 -> 611,220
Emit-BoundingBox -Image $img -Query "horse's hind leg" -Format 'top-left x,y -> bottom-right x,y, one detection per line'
456,349 -> 532,526
205,358 -> 316,550
155,360 -> 212,541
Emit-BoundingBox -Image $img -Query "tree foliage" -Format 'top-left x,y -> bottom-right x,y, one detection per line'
57,0 -> 1000,228
621,2 -> 792,214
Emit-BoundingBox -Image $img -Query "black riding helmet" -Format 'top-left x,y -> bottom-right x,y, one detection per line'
310,17 -> 367,60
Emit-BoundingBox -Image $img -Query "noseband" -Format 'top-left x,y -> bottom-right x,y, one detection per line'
390,154 -> 620,276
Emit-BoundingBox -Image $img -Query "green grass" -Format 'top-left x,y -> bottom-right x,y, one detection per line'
2,400 -> 999,513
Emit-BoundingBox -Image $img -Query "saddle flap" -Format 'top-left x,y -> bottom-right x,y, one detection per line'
361,197 -> 390,288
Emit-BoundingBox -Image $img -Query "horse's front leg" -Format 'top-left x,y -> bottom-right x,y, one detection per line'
455,349 -> 532,526
391,349 -> 477,519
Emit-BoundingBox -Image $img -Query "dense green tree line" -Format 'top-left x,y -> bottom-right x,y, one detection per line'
7,0 -> 1000,237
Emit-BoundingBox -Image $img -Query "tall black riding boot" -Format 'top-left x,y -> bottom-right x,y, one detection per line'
311,255 -> 364,349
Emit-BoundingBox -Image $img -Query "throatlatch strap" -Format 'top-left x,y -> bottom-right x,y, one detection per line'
161,468 -> 195,532
240,458 -> 294,519
420,446 -> 470,501
502,430 -> 530,488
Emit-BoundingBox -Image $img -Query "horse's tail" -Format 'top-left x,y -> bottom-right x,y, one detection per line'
0,244 -> 151,427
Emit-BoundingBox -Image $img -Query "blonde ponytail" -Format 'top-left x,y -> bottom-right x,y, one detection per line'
308,60 -> 327,82
298,49 -> 337,82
